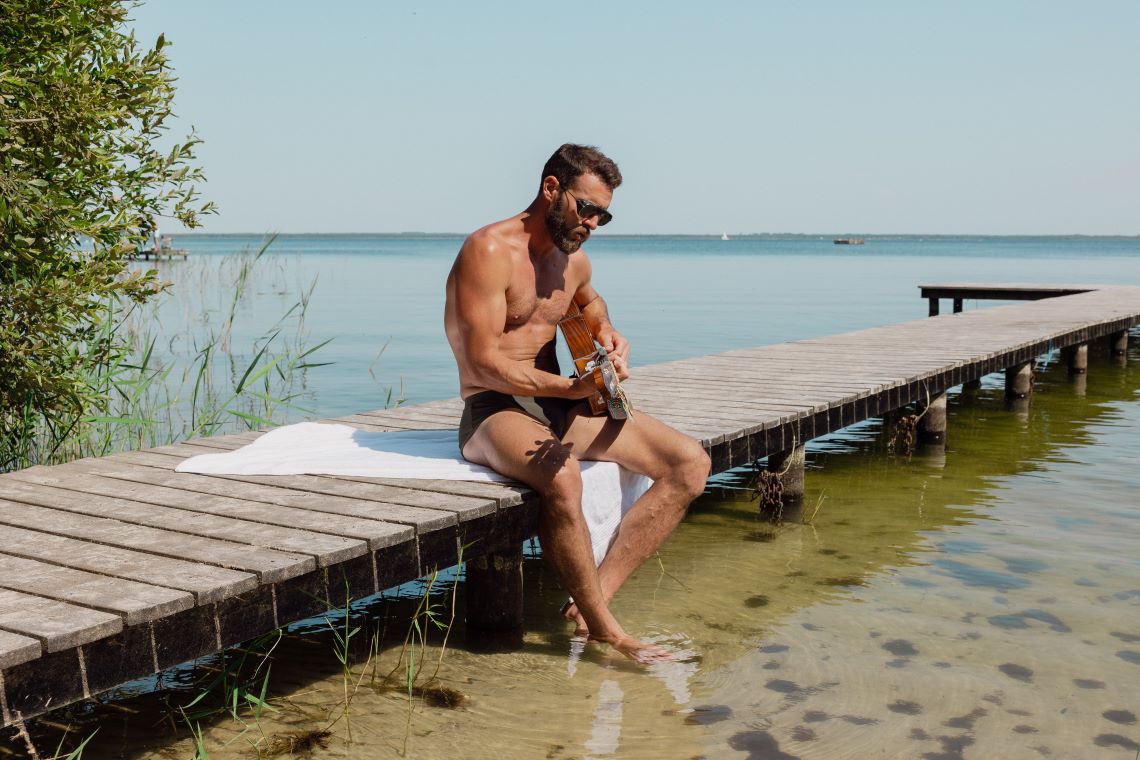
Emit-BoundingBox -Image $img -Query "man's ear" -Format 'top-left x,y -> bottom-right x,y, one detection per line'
541,176 -> 560,201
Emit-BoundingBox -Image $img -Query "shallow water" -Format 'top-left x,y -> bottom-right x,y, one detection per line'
15,341 -> 1140,758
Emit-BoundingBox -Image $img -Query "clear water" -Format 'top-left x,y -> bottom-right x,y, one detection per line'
12,236 -> 1140,758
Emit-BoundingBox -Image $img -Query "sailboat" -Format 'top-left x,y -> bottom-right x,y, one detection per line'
720,232 -> 730,241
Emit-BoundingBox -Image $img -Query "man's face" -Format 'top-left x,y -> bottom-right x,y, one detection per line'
544,172 -> 613,254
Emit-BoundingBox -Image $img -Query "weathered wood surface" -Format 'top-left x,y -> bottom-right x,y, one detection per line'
2,283 -> 1139,726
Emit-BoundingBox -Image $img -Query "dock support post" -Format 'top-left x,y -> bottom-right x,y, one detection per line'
1073,372 -> 1087,397
927,298 -> 939,317
1063,344 -> 1088,374
918,392 -> 948,446
1110,330 -> 1128,357
465,545 -> 524,633
953,298 -> 963,314
1005,362 -> 1033,400
768,444 -> 805,521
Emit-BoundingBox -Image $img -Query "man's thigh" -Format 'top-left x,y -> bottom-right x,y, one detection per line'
559,408 -> 702,480
462,408 -> 577,491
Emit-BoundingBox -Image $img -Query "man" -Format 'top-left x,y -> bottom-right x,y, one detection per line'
443,144 -> 710,663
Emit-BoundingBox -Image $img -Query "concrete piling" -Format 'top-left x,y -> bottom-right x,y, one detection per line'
1110,330 -> 1128,357
1064,343 -> 1088,374
918,392 -> 948,446
1005,362 -> 1033,400
1073,372 -> 1087,397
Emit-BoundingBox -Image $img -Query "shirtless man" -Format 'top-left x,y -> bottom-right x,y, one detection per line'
443,144 -> 711,663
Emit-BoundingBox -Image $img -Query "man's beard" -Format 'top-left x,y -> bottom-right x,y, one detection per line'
545,192 -> 584,254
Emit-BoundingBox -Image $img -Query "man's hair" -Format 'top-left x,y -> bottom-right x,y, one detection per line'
541,144 -> 622,191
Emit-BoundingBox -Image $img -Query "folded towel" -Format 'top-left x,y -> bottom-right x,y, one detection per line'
176,422 -> 651,565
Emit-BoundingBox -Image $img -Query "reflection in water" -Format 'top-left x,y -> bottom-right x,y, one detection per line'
9,340 -> 1140,758
585,679 -> 623,757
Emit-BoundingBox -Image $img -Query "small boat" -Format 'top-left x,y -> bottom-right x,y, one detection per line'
833,238 -> 865,245
721,232 -> 730,241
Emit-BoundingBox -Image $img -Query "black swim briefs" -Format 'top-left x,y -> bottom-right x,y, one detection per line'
458,390 -> 581,452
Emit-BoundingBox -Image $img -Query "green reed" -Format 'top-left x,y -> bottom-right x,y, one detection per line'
1,235 -> 332,470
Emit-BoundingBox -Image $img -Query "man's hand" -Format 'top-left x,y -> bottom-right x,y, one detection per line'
568,372 -> 602,399
596,328 -> 631,380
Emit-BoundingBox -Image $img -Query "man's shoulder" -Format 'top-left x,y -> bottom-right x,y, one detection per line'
453,220 -> 522,286
462,217 -> 523,258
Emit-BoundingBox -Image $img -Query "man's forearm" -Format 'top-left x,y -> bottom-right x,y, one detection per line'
471,355 -> 580,398
580,294 -> 614,336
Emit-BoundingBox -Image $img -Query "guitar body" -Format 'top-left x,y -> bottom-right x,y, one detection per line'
557,302 -> 634,420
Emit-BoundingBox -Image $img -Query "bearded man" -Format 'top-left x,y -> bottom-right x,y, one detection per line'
443,144 -> 710,662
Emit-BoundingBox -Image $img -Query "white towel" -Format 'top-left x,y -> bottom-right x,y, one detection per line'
176,422 -> 651,565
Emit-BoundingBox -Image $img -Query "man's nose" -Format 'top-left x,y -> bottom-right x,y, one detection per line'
582,215 -> 599,231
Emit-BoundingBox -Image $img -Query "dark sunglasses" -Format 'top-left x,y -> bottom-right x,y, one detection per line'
564,189 -> 613,226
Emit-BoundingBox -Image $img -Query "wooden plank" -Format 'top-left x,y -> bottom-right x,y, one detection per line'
3,470 -> 388,560
356,409 -> 462,425
73,458 -> 463,533
632,382 -> 833,412
333,415 -> 452,430
0,496 -> 308,585
0,554 -> 192,626
110,444 -> 528,509
0,631 -> 41,670
334,476 -> 530,507
103,450 -> 497,521
0,523 -> 254,605
0,588 -> 122,653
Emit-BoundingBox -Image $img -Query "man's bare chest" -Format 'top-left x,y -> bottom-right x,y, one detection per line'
504,263 -> 578,329
504,286 -> 574,328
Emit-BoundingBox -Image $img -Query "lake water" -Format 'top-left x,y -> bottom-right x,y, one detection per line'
14,235 -> 1140,758
131,234 -> 1140,415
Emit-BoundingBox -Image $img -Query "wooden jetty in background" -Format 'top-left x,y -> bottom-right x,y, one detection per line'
129,237 -> 188,261
129,248 -> 188,261
2,282 -> 1139,727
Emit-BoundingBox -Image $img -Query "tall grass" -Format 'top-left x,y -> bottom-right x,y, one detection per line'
1,236 -> 332,470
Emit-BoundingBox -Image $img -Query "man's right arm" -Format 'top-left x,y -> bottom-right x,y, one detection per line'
452,237 -> 593,399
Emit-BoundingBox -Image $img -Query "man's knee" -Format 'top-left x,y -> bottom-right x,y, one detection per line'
540,456 -> 583,507
677,442 -> 711,501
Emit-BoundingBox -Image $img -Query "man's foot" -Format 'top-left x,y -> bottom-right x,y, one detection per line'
560,599 -> 589,636
559,602 -> 672,664
599,633 -> 674,664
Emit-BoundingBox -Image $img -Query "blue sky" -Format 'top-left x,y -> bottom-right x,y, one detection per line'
131,1 -> 1139,235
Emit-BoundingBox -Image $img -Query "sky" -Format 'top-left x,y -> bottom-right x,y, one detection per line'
130,1 -> 1140,236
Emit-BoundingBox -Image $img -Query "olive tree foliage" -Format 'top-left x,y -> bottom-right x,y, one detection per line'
0,0 -> 213,468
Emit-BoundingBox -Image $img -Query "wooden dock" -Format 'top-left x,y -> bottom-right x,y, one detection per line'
2,282 -> 1138,727
129,248 -> 189,261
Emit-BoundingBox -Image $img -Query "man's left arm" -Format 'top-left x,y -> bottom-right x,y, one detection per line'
573,258 -> 631,379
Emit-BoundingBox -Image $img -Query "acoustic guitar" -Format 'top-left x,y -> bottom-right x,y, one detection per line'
557,301 -> 634,420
